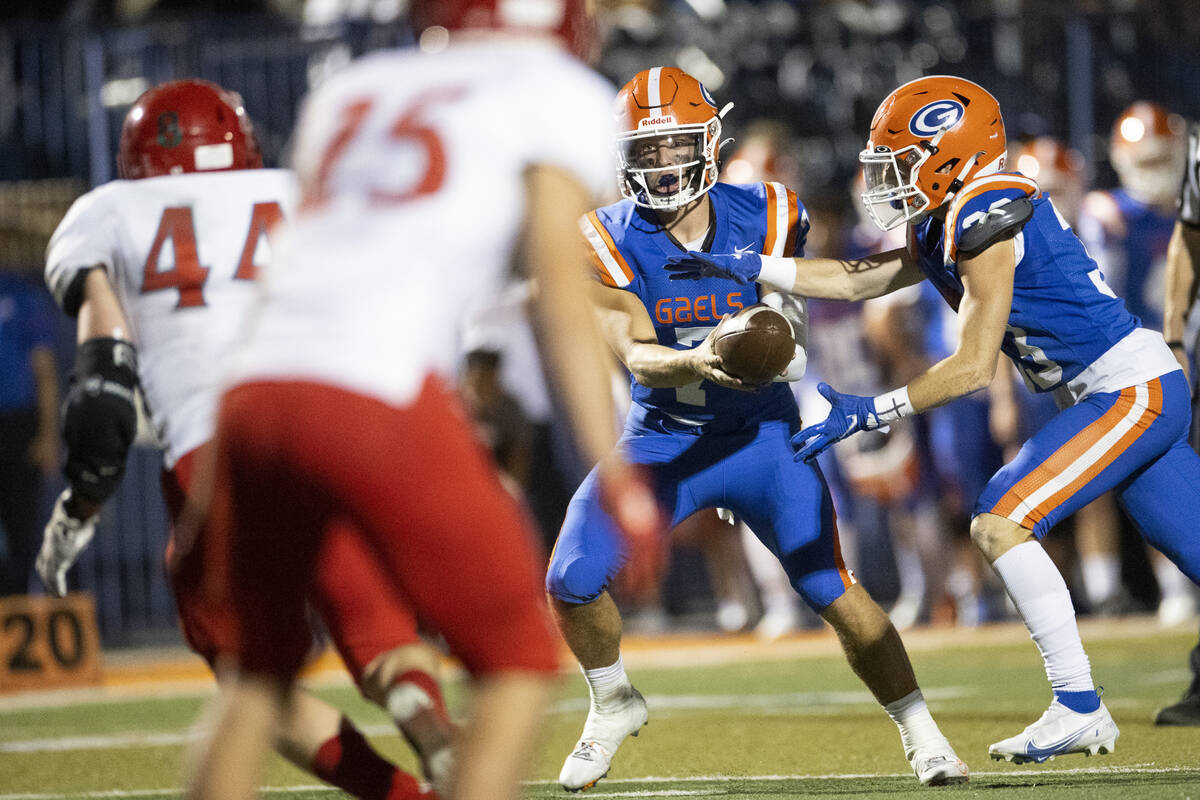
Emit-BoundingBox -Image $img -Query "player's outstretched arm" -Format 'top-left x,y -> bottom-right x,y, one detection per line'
589,283 -> 756,392
904,238 -> 1014,411
664,246 -> 924,301
36,269 -> 138,595
791,239 -> 1014,462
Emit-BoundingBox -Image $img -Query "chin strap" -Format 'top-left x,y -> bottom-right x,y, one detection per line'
943,151 -> 981,203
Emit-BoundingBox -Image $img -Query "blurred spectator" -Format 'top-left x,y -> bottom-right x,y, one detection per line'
1012,137 -> 1087,227
1077,101 -> 1195,624
459,281 -> 578,551
459,348 -> 535,501
0,271 -> 59,596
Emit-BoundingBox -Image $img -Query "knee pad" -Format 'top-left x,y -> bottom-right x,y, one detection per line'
63,338 -> 139,505
545,552 -> 610,604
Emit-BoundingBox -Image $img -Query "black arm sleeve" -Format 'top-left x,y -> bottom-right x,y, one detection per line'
62,338 -> 140,505
1180,123 -> 1200,229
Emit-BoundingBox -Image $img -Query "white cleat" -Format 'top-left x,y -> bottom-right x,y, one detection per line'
559,685 -> 648,792
908,739 -> 969,786
988,700 -> 1119,764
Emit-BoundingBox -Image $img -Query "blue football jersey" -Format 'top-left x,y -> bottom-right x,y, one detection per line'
913,172 -> 1142,395
581,182 -> 808,423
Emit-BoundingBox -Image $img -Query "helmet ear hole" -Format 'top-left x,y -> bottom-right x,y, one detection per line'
935,157 -> 959,175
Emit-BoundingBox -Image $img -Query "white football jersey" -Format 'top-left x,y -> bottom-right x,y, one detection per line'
228,40 -> 616,407
45,169 -> 298,468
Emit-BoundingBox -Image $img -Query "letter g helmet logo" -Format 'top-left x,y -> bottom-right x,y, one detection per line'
908,100 -> 965,138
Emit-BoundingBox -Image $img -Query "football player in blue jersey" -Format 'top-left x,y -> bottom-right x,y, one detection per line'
667,75 -> 1200,764
546,67 -> 968,792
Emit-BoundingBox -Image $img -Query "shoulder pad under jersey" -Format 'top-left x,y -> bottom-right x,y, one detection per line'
957,196 -> 1034,258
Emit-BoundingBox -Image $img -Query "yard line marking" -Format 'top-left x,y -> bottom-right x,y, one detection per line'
0,688 -> 974,753
1,766 -> 1197,799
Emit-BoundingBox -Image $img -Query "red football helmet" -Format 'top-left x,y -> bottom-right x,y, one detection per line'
615,66 -> 731,211
859,75 -> 1007,231
1110,101 -> 1186,208
409,0 -> 595,60
117,79 -> 262,180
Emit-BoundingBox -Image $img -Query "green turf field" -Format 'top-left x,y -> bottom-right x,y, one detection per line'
2,623 -> 1199,799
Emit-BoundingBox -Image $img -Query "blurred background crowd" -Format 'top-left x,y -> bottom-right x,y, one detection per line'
1,0 -> 1198,647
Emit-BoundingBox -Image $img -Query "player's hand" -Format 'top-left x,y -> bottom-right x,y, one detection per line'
686,319 -> 762,392
790,382 -> 886,462
598,459 -> 666,598
664,250 -> 763,284
36,490 -> 98,597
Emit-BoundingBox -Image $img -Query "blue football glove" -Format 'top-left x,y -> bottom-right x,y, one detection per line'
790,382 -> 885,462
664,249 -> 762,283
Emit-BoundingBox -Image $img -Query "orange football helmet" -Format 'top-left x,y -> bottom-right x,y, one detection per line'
859,75 -> 1007,231
1011,137 -> 1085,224
1110,101 -> 1186,208
615,67 -> 731,210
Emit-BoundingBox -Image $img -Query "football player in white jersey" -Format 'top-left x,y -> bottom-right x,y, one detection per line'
39,80 -> 450,800
184,2 -> 661,800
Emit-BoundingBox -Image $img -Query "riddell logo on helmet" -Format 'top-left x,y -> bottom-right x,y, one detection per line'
639,116 -> 678,128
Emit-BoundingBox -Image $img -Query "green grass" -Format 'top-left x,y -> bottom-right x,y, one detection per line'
2,626 -> 1199,799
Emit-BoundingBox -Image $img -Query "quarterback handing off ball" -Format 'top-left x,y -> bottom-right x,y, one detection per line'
713,304 -> 795,383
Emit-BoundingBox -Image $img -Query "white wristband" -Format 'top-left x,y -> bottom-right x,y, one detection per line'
873,386 -> 913,424
756,255 -> 797,293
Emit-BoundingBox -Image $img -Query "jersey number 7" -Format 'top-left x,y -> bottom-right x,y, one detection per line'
141,201 -> 283,309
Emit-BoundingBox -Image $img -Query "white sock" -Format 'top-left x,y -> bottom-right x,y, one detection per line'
385,682 -> 433,723
1081,553 -> 1120,606
583,655 -> 631,706
992,541 -> 1094,693
884,689 -> 945,757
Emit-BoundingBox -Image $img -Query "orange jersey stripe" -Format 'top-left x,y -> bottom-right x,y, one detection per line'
583,210 -> 635,286
763,182 -> 780,256
989,387 -> 1136,519
1018,379 -> 1163,527
587,251 -> 619,288
783,188 -> 802,256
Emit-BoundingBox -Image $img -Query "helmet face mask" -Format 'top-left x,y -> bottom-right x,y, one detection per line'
614,67 -> 726,212
617,123 -> 717,210
859,143 -> 932,231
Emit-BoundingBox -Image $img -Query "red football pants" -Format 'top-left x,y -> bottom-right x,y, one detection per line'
200,377 -> 560,680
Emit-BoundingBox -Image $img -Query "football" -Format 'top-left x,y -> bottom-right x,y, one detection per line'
712,304 -> 795,383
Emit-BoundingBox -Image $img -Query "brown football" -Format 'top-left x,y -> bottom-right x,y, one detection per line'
712,304 -> 795,383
